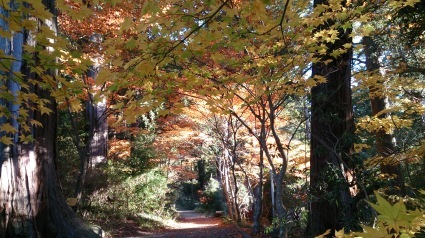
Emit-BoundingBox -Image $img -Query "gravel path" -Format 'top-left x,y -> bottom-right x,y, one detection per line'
121,210 -> 244,238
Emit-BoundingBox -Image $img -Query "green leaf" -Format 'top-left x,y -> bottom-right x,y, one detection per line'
367,191 -> 424,234
367,192 -> 395,218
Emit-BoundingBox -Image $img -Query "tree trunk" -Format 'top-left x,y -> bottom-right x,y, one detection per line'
274,172 -> 287,238
1,99 -> 98,237
270,170 -> 276,219
252,147 -> 264,235
230,159 -> 241,223
309,0 -> 356,236
0,1 -> 98,236
363,36 -> 405,195
74,64 -> 108,211
221,153 -> 234,219
86,65 -> 108,168
74,152 -> 89,211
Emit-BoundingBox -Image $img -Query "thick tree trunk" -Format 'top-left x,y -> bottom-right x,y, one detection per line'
1,99 -> 97,237
309,0 -> 356,236
364,36 -> 405,195
0,1 -> 98,236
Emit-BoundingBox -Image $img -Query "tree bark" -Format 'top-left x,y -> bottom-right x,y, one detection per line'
270,170 -> 276,219
252,147 -> 264,235
0,1 -> 98,236
274,172 -> 288,238
230,160 -> 241,223
219,147 -> 234,219
309,0 -> 357,236
86,65 -> 108,168
363,36 -> 405,195
74,64 -> 108,211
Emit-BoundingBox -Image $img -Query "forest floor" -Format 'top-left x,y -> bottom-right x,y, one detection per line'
107,210 -> 249,238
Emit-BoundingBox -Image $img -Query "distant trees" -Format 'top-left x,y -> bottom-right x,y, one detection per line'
355,0 -> 424,196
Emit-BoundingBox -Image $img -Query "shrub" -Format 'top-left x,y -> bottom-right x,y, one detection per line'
197,178 -> 226,214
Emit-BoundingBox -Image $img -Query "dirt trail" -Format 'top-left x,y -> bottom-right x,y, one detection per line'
121,210 -> 244,238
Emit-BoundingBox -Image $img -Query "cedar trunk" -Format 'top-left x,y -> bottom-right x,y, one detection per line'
309,0 -> 356,235
0,0 -> 98,236
363,36 -> 405,195
1,98 -> 98,237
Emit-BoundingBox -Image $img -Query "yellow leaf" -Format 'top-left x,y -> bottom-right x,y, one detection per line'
315,229 -> 331,238
0,136 -> 13,145
334,228 -> 344,238
0,123 -> 18,133
354,143 -> 371,153
405,0 -> 420,7
342,43 -> 352,49
30,119 -> 43,128
306,78 -> 317,87
313,75 -> 327,83
38,104 -> 52,115
361,25 -> 375,37
19,134 -> 34,143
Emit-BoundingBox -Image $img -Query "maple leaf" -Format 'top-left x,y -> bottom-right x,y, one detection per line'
0,123 -> 18,133
0,136 -> 13,146
367,191 -> 423,234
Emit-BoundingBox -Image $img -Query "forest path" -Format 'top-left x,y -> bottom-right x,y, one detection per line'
122,210 -> 244,238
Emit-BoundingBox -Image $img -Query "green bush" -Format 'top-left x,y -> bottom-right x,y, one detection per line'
86,168 -> 174,217
197,178 -> 226,214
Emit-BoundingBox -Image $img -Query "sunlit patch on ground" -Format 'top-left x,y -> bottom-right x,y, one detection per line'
165,210 -> 221,229
130,210 -> 243,238
166,220 -> 220,229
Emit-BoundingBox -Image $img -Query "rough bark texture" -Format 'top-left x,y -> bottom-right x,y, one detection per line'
364,36 -> 405,195
309,0 -> 356,236
0,1 -> 98,237
1,97 -> 98,237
